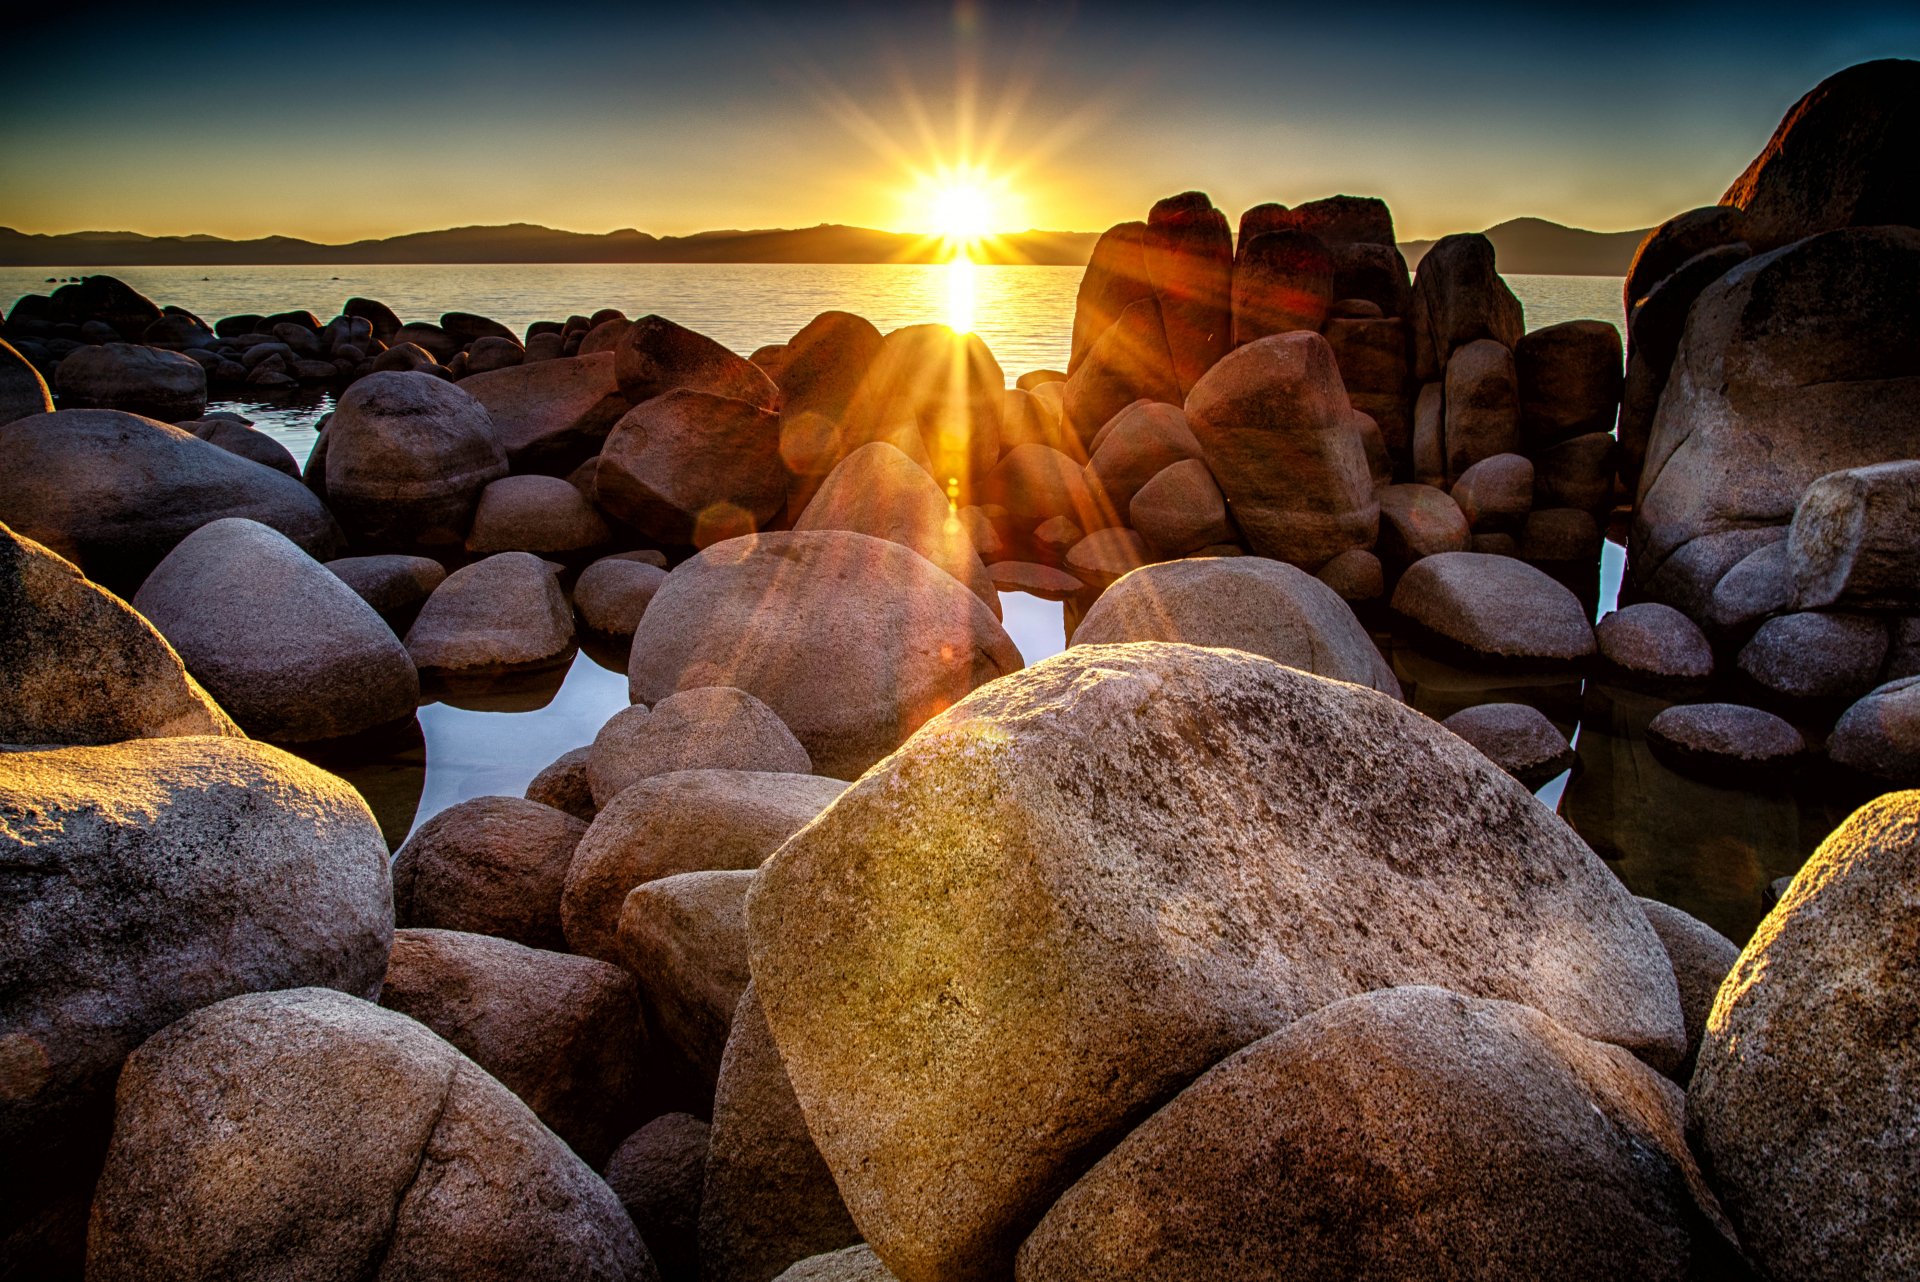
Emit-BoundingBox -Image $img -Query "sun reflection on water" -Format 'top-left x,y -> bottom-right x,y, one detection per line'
946,254 -> 977,333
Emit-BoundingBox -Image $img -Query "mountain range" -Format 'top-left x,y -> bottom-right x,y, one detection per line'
0,217 -> 1650,275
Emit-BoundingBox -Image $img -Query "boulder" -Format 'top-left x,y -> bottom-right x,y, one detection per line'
1828,675 -> 1920,784
700,985 -> 862,1282
1063,528 -> 1148,583
1083,400 -> 1202,522
1441,702 -> 1577,788
131,518 -> 418,742
527,746 -> 598,822
774,310 -> 883,422
1230,230 -> 1333,345
1374,482 -> 1470,564
1619,241 -> 1755,490
1635,898 -> 1738,1080
588,687 -> 812,807
618,869 -> 755,1087
615,314 -> 779,411
774,1247 -> 896,1282
1128,459 -> 1232,555
1719,58 -> 1920,253
1322,317 -> 1413,460
183,415 -> 301,476
392,795 -> 587,950
85,988 -> 655,1282
1391,552 -> 1596,668
597,389 -> 788,547
841,325 -> 1003,500
325,553 -> 445,628
606,1114 -> 710,1282
1788,460 -> 1920,610
53,342 -> 206,419
1515,319 -> 1623,447
1,520 -> 240,746
628,531 -> 1021,778
0,409 -> 343,595
1519,507 -> 1603,566
980,444 -> 1095,528
47,275 -> 161,338
1449,452 -> 1533,530
392,321 -> 461,363
1061,298 -> 1181,449
1624,206 -> 1748,313
1631,227 -> 1920,612
1255,194 -> 1398,249
1689,789 -> 1920,1280
1533,430 -> 1618,513
0,739 -> 391,1275
379,928 -> 647,1165
997,387 -> 1065,457
461,352 -> 628,474
1736,611 -> 1887,703
985,561 -> 1083,600
576,556 -> 669,636
563,769 -> 846,965
1595,603 -> 1713,688
1409,233 -> 1524,380
1184,332 -> 1377,567
1645,703 -> 1804,781
467,473 -> 611,556
745,645 -> 1686,1280
405,551 -> 576,677
1072,557 -> 1399,696
1068,222 -> 1153,374
1016,987 -> 1736,1282
1315,547 -> 1384,603
1143,192 -> 1234,394
1441,338 -> 1519,484
795,442 -> 998,609
0,338 -> 53,426
325,370 -> 508,552
1411,380 -> 1445,485
442,311 -> 518,345
466,336 -> 525,374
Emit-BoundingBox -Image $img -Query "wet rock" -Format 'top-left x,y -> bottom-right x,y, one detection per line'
325,553 -> 446,628
326,370 -> 508,552
1083,400 -> 1203,523
795,441 -> 998,610
628,531 -> 1021,779
576,556 -> 669,637
1441,702 -> 1576,788
527,746 -> 597,822
1,520 -> 239,746
746,645 -> 1686,1280
616,314 -> 779,411
1828,676 -> 1920,784
461,352 -> 628,474
563,769 -> 845,964
606,1114 -> 710,1282
53,342 -> 207,419
1129,458 -> 1232,555
1068,222 -> 1153,374
1630,226 -> 1920,612
1185,332 -> 1377,568
1595,603 -> 1713,688
700,985 -> 861,1282
0,408 -> 343,594
1409,233 -> 1524,380
1736,611 -> 1887,704
379,928 -> 646,1166
774,311 -> 883,424
1533,430 -> 1618,513
1515,319 -> 1623,448
392,796 -> 587,951
0,739 -> 391,1275
1788,460 -> 1920,611
1441,338 -> 1519,484
841,325 -> 1003,501
85,988 -> 655,1282
1375,482 -> 1469,565
1645,703 -> 1804,781
467,474 -> 611,556
1315,547 -> 1384,603
1016,986 -> 1735,1282
1689,788 -> 1920,1280
618,869 -> 754,1087
598,390 -> 787,548
774,1246 -> 895,1282
131,518 -> 418,742
1230,230 -> 1333,345
1143,192 -> 1234,394
1449,452 -> 1534,530
588,687 -> 812,808
1061,298 -> 1181,449
405,551 -> 576,677
1072,556 -> 1399,696
986,560 -> 1082,599
1392,552 -> 1595,668
1634,898 -> 1738,1080
0,338 -> 53,426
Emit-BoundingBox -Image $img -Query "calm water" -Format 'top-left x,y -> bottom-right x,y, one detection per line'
19,261 -> 1836,943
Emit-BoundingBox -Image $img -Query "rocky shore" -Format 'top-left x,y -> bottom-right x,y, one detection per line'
3,58 -> 1916,1282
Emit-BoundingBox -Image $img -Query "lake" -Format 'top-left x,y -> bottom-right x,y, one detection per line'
9,262 -> 1840,942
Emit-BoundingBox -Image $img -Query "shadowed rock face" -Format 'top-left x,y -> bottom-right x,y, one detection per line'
460,351 -> 629,475
597,389 -> 789,547
746,644 -> 1684,1282
1068,222 -> 1153,375
1144,192 -> 1233,396
325,370 -> 507,553
615,313 -> 780,411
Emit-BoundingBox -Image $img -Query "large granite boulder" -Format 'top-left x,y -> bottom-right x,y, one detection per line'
1083,400 -> 1203,522
1017,986 -> 1738,1282
405,552 -> 575,677
1441,339 -> 1520,484
1636,898 -> 1739,1081
618,869 -> 755,1089
1184,331 -> 1377,568
614,314 -> 779,410
1829,676 -> 1920,783
1231,229 -> 1333,346
1061,299 -> 1180,449
1143,192 -> 1234,395
1071,557 -> 1399,696
1409,233 -> 1524,380
745,645 -> 1685,1281
587,686 -> 812,807
1514,319 -> 1623,447
774,310 -> 883,422
628,531 -> 1021,778
1391,552 -> 1596,667
0,338 -> 53,426
467,473 -> 611,556
131,518 -> 418,742
597,389 -> 787,547
1068,222 -> 1153,374
1787,460 -> 1920,610
841,325 -> 1003,502
53,342 -> 207,419
1441,702 -> 1577,789
1,738 -> 391,1276
325,553 -> 445,628
1,520 -> 239,745
85,988 -> 656,1282
0,409 -> 343,595
1128,459 -> 1232,555
605,1113 -> 710,1282
1689,790 -> 1920,1281
576,555 -> 669,636
391,795 -> 586,950
325,370 -> 508,552
1630,226 -> 1920,614
460,352 -> 628,474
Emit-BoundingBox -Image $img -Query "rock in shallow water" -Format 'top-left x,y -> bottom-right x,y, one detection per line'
1440,702 -> 1575,788
405,551 -> 575,677
1391,551 -> 1595,668
746,643 -> 1684,1282
1646,702 -> 1805,781
588,686 -> 811,808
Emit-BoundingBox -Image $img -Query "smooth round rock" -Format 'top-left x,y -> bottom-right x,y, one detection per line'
1391,551 -> 1596,667
1737,610 -> 1888,703
392,796 -> 587,951
1595,602 -> 1714,686
1635,897 -> 1738,1080
405,552 -> 575,677
324,553 -> 446,623
604,1114 -> 710,1282
526,746 -> 597,821
575,556 -> 669,636
587,687 -> 811,807
1646,702 -> 1805,781
985,561 -> 1084,601
53,342 -> 207,419
1441,702 -> 1576,788
325,371 -> 507,551
1828,675 -> 1920,784
467,474 -> 611,555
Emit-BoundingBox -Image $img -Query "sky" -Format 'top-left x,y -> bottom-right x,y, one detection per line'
2,1 -> 1915,243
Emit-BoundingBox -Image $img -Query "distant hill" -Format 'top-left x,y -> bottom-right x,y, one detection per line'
0,222 -> 1102,267
1398,218 -> 1650,276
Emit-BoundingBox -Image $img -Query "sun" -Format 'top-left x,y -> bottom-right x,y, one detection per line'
910,165 -> 1021,261
929,182 -> 995,244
